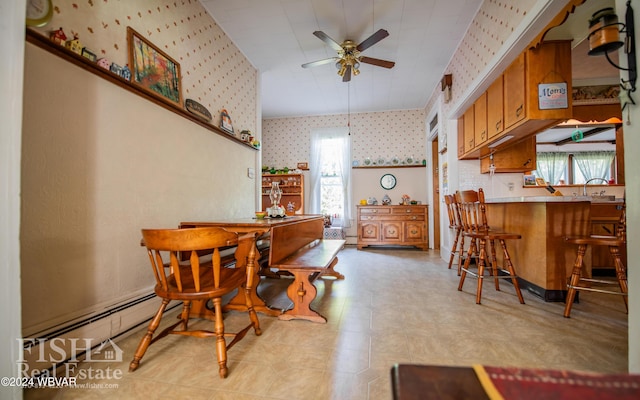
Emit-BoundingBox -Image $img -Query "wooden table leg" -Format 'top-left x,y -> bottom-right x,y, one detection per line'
278,270 -> 327,323
223,239 -> 281,317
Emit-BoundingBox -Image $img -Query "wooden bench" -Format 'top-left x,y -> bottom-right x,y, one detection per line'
269,217 -> 345,323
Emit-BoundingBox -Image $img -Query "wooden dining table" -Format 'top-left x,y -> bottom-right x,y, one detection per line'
179,215 -> 324,317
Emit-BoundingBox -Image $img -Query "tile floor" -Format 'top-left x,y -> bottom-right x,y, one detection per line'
26,246 -> 628,399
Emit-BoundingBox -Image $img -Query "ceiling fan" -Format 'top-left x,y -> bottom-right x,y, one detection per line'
301,29 -> 395,82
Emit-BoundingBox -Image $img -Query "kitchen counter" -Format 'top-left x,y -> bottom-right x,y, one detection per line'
484,200 -> 592,301
486,196 -> 623,203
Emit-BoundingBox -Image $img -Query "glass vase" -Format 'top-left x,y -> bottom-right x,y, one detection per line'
269,181 -> 282,207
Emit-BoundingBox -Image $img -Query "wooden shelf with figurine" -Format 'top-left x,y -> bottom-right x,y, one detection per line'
261,174 -> 305,215
25,28 -> 258,151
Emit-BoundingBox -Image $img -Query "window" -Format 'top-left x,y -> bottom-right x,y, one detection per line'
309,128 -> 352,227
534,151 -> 616,185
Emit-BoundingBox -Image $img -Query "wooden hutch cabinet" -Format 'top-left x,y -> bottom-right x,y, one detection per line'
261,173 -> 304,214
357,205 -> 428,250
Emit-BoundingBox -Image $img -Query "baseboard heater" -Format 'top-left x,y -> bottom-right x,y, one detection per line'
20,293 -> 180,375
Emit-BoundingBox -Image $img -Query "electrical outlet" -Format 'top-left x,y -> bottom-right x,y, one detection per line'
508,182 -> 514,191
247,168 -> 255,179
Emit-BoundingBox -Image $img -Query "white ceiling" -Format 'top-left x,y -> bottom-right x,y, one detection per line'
200,0 -> 483,118
200,0 -> 622,146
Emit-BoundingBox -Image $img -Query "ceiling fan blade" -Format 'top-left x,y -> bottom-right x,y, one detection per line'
356,29 -> 389,52
302,57 -> 339,68
313,31 -> 343,52
342,65 -> 352,82
360,56 -> 395,69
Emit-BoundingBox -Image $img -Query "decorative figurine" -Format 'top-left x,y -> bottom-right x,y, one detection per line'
220,108 -> 234,134
97,58 -> 110,70
382,194 -> 392,205
109,62 -> 122,75
120,64 -> 131,81
50,27 -> 67,46
81,47 -> 97,62
65,34 -> 83,55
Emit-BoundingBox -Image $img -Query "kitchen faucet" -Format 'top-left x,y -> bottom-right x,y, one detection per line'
583,177 -> 608,196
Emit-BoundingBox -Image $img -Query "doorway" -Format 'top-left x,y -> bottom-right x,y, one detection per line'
431,139 -> 440,250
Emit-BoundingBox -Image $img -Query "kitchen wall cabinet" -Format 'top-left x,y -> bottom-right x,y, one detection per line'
474,92 -> 488,148
480,136 -> 536,173
458,40 -> 572,162
261,173 -> 304,214
487,76 -> 504,140
504,52 -> 526,129
357,205 -> 428,250
457,118 -> 465,158
463,106 -> 475,153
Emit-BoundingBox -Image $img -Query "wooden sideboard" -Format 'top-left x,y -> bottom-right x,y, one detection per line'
357,205 -> 428,250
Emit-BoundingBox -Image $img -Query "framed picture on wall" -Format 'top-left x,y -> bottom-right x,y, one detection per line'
127,27 -> 182,106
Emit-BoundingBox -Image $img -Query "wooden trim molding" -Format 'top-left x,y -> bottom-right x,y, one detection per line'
529,0 -> 587,49
25,29 -> 258,151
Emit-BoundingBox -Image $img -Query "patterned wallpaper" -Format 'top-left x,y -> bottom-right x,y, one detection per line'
428,0 -> 537,125
33,0 -> 257,133
262,109 -> 427,170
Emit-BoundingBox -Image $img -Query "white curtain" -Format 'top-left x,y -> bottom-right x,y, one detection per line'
309,127 -> 352,228
573,151 -> 615,181
535,152 -> 567,185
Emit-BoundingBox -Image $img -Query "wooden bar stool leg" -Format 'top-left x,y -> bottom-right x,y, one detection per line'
609,245 -> 629,312
458,244 -> 473,290
448,227 -> 461,270
488,239 -> 500,291
499,239 -> 524,304
475,239 -> 487,305
564,244 -> 587,318
457,235 -> 467,276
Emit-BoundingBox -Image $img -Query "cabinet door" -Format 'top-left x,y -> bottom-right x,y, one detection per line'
381,222 -> 402,242
463,106 -> 475,152
480,136 -> 536,173
474,92 -> 488,146
404,221 -> 424,242
457,117 -> 465,157
504,52 -> 526,129
359,222 -> 379,240
487,76 -> 504,139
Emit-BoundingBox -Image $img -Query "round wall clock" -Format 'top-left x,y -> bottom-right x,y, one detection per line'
380,173 -> 397,190
26,0 -> 53,27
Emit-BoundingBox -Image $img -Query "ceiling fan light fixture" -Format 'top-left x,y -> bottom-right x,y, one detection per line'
353,67 -> 360,76
337,64 -> 347,77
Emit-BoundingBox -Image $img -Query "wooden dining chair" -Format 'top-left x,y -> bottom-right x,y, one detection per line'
457,188 -> 525,304
444,194 -> 463,272
129,227 -> 261,378
563,203 -> 628,318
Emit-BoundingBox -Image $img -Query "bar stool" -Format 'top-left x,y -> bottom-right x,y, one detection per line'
444,194 -> 463,271
457,188 -> 525,304
563,204 -> 628,318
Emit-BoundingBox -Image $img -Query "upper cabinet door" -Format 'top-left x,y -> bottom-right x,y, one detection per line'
487,76 -> 504,139
463,106 -> 475,152
474,92 -> 488,146
504,52 -> 526,129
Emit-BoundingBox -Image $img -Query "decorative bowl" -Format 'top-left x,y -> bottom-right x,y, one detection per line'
255,211 -> 267,219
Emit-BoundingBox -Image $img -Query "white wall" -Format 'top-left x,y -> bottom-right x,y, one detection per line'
1,1 -> 25,398
617,0 -> 639,375
20,44 -> 258,335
